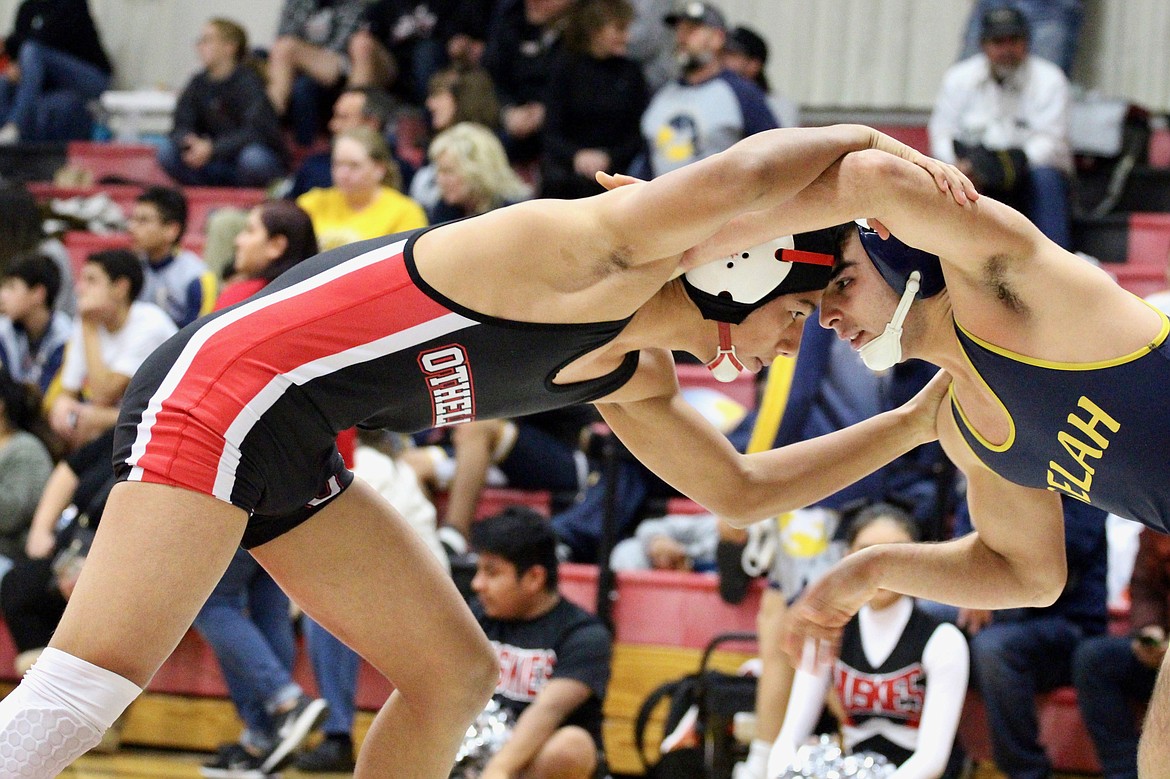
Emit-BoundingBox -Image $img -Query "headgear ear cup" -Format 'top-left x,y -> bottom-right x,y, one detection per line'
852,222 -> 945,371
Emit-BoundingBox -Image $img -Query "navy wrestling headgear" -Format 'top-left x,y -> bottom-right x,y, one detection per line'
855,221 -> 945,299
854,221 -> 946,371
683,229 -> 836,381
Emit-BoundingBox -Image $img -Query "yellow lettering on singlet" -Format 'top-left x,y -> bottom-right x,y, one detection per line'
1045,395 -> 1119,505
1057,431 -> 1101,476
1067,396 -> 1120,449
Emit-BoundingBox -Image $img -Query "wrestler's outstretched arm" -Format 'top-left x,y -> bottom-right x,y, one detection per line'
594,350 -> 950,528
781,424 -> 1068,667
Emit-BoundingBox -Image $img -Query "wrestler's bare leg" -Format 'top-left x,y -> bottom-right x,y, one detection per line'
51,482 -> 248,686
251,478 -> 497,779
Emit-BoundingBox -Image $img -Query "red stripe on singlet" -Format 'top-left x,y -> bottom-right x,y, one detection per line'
134,249 -> 451,494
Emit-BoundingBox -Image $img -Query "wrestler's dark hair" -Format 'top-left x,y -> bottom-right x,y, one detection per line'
846,502 -> 920,547
86,248 -> 145,302
136,186 -> 189,239
255,200 -> 319,282
471,506 -> 559,591
3,253 -> 61,311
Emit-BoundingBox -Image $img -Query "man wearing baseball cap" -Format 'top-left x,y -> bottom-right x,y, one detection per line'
640,0 -> 777,177
928,4 -> 1073,249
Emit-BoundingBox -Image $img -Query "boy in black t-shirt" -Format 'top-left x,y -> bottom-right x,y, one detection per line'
470,507 -> 612,778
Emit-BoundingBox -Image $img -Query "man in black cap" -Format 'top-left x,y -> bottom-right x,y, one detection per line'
640,0 -> 777,177
928,3 -> 1074,249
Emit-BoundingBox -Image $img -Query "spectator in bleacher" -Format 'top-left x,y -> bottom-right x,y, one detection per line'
1073,527 -> 1169,779
928,5 -> 1074,249
0,183 -> 75,316
540,0 -> 649,200
418,121 -> 532,224
0,254 -> 71,403
287,85 -> 397,199
609,511 -> 719,571
942,497 -> 1107,779
730,317 -> 951,779
296,125 -> 427,251
959,0 -> 1083,77
348,0 -> 460,105
267,0 -> 369,147
470,506 -> 612,779
766,504 -> 969,779
408,66 -> 500,212
721,25 -> 800,130
0,365 -> 53,581
159,18 -> 288,189
297,427 -> 449,773
3,428 -> 114,673
48,249 -> 176,450
128,187 -> 217,329
402,405 -> 592,550
482,0 -> 576,163
640,0 -> 777,178
218,200 -> 318,308
195,208 -> 328,778
0,0 -> 111,144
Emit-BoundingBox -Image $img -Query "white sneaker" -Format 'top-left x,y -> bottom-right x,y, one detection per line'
0,123 -> 19,145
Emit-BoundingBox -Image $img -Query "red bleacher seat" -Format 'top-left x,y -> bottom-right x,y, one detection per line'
30,183 -> 267,237
434,487 -> 552,521
1127,212 -> 1170,267
558,563 -> 762,648
1111,264 -> 1166,298
872,125 -> 931,154
62,231 -> 207,277
66,141 -> 172,186
958,687 -> 1103,775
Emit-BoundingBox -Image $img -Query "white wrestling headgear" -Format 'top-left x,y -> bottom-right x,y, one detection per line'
683,230 -> 836,382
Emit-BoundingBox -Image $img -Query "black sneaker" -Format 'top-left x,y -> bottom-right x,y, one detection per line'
261,695 -> 329,773
200,743 -> 271,778
294,737 -> 356,773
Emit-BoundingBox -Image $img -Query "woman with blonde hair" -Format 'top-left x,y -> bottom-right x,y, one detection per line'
426,122 -> 533,223
296,125 -> 427,251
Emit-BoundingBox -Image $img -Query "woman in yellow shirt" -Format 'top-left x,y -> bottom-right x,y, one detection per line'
297,126 -> 428,250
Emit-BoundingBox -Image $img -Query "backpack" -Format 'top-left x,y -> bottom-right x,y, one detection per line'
633,632 -> 758,779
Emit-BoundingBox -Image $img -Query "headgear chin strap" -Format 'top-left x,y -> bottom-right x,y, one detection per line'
684,230 -> 836,382
857,271 -> 921,371
854,221 -> 945,372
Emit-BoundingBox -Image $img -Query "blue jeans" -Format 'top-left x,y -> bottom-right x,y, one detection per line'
1027,166 -> 1072,250
970,615 -> 1087,779
304,617 -> 360,736
159,139 -> 286,187
193,549 -> 301,748
1072,635 -> 1156,779
0,41 -> 110,140
961,0 -> 1084,75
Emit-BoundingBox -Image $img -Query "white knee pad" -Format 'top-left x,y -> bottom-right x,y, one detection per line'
0,647 -> 141,778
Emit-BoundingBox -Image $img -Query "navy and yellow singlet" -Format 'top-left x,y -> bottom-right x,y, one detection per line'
950,312 -> 1170,533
